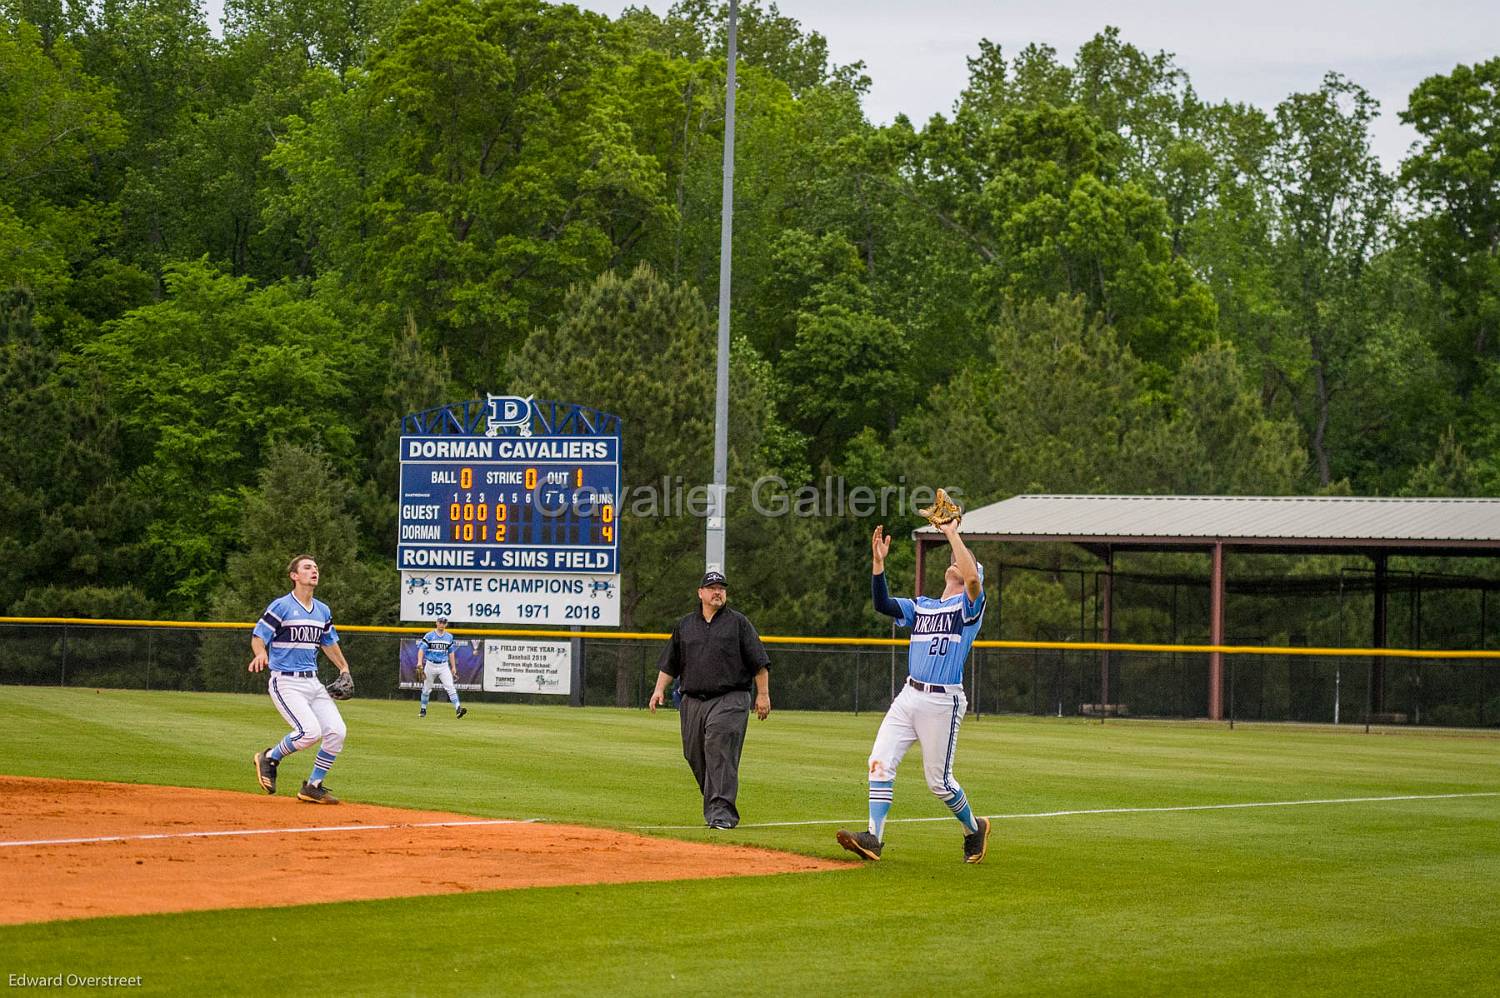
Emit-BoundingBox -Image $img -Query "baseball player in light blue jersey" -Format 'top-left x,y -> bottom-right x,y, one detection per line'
250,554 -> 353,804
837,520 -> 991,863
416,617 -> 467,719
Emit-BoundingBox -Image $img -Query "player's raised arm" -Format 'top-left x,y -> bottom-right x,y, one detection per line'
939,520 -> 981,602
871,524 -> 892,574
871,525 -> 904,619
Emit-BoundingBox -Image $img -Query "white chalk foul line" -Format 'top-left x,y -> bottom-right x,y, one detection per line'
635,791 -> 1500,831
0,817 -> 540,849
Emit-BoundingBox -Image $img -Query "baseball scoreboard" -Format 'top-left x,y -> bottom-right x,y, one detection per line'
398,395 -> 621,626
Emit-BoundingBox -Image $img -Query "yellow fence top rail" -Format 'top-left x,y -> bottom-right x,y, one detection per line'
3,616 -> 1499,660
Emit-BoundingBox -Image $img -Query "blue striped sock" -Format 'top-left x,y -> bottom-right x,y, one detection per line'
420,691 -> 430,710
268,735 -> 296,762
868,780 -> 894,839
449,691 -> 461,708
309,749 -> 338,785
943,789 -> 978,833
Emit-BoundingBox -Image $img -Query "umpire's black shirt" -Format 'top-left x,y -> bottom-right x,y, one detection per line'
658,606 -> 771,698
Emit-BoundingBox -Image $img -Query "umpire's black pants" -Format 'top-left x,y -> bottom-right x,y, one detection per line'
679,689 -> 751,827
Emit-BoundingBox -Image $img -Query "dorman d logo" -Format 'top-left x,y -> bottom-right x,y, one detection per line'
485,394 -> 534,437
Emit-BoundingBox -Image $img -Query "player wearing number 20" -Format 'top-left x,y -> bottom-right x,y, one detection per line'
836,521 -> 991,863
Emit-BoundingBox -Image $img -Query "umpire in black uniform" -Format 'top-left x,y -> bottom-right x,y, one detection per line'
649,570 -> 772,829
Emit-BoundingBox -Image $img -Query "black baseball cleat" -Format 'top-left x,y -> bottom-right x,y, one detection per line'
455,706 -> 468,719
297,781 -> 340,805
253,749 -> 278,794
835,829 -> 883,861
419,708 -> 426,718
962,816 -> 991,864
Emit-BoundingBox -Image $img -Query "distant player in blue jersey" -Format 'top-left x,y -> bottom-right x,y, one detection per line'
416,617 -> 467,719
249,554 -> 353,804
836,520 -> 990,863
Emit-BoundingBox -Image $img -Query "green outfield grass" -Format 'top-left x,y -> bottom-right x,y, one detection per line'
1,686 -> 1497,996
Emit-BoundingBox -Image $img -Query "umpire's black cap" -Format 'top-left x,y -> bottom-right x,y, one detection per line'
700,570 -> 728,588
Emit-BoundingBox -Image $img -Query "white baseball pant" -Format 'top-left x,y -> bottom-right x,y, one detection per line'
868,683 -> 968,799
268,673 -> 346,753
422,662 -> 458,700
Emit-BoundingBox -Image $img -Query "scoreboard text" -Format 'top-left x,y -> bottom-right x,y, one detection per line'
398,434 -> 620,575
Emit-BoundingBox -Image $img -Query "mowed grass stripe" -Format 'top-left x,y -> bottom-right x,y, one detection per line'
0,686 -> 1497,997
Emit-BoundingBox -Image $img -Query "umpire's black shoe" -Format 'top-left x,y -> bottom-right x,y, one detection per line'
836,829 -> 882,861
253,749 -> 278,795
297,781 -> 339,805
455,706 -> 468,719
962,816 -> 991,864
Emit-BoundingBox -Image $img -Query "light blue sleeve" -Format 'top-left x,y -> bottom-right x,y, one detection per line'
962,587 -> 985,625
895,598 -> 917,629
252,599 -> 279,643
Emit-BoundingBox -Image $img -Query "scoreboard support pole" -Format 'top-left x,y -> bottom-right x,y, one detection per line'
569,627 -> 584,707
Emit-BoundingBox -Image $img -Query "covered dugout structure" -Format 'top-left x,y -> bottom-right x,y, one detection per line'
914,495 -> 1500,720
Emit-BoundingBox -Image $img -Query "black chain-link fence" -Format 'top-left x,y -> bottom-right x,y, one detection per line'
4,622 -> 1498,726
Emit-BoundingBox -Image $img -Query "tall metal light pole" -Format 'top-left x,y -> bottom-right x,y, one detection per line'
705,0 -> 737,574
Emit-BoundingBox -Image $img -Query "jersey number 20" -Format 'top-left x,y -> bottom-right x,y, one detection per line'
928,636 -> 951,655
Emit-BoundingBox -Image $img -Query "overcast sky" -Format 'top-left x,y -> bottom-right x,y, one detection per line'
568,0 -> 1500,170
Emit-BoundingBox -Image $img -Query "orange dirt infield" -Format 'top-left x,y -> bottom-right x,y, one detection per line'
0,777 -> 846,926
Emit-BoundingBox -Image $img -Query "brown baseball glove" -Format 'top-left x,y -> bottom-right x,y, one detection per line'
918,488 -> 963,527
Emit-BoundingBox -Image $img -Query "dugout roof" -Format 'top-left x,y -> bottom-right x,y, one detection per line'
916,494 -> 1500,557
911,494 -> 1500,719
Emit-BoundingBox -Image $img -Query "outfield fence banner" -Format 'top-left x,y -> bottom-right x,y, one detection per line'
398,639 -> 484,692
483,640 -> 571,695
2,619 -> 1498,728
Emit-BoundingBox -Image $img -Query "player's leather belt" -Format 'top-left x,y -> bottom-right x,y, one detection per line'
907,677 -> 955,694
278,670 -> 316,678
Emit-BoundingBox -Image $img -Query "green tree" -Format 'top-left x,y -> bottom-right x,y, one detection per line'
898,72 -> 1217,379
223,0 -> 410,82
1400,427 -> 1487,497
893,296 -> 1302,500
355,310 -> 455,559
0,335 -> 152,612
0,20 -> 126,340
266,0 -> 671,384
1400,56 -> 1500,391
83,260 -> 377,609
206,441 -> 393,692
511,264 -> 832,699
892,295 -> 1150,500
69,0 -> 219,276
625,0 -> 852,97
1264,74 -> 1398,486
1124,341 -> 1306,494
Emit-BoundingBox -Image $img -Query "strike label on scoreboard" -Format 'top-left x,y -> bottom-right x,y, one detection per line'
398,434 -> 620,575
